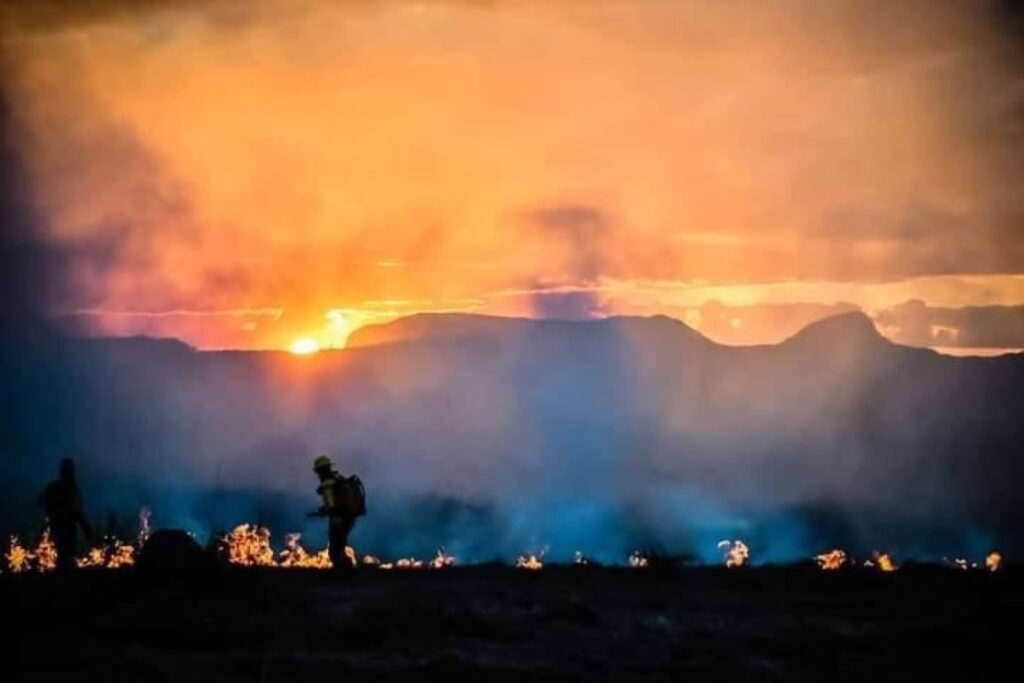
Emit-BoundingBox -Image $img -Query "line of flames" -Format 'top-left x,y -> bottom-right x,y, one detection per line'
3,521 -> 1007,574
222,523 -> 456,570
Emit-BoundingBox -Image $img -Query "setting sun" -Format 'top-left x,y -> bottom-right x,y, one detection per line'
289,338 -> 321,355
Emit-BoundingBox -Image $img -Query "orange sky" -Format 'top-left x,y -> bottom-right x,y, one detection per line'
3,0 -> 1023,351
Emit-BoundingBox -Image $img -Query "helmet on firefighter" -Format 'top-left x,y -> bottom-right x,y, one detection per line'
313,454 -> 332,471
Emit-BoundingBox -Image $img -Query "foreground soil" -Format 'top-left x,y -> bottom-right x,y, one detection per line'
3,565 -> 1020,681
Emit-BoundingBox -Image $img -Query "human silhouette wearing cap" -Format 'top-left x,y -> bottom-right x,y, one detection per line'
308,454 -> 366,573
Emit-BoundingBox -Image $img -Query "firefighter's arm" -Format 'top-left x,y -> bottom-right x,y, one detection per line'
314,481 -> 336,517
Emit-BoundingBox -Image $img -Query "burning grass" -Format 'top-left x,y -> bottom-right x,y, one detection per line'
815,549 -> 848,570
1,516 -> 1010,575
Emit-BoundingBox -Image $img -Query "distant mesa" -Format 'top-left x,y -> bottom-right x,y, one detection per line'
345,311 -> 710,349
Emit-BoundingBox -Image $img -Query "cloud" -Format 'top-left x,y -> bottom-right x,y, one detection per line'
520,202 -> 612,318
875,299 -> 1024,349
0,49 -> 67,333
1,0 -> 1022,348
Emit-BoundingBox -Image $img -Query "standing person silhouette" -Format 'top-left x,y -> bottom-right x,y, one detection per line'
38,458 -> 95,571
308,454 -> 365,574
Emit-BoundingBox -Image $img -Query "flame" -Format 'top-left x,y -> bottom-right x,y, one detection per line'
278,533 -> 332,568
869,552 -> 897,572
429,549 -> 455,569
5,528 -> 57,572
5,536 -> 31,573
225,524 -> 278,567
395,557 -> 423,568
224,525 -> 344,569
0,514 -> 1007,575
815,549 -> 848,570
516,554 -> 544,570
77,538 -> 137,569
718,540 -> 750,568
985,551 -> 1002,572
36,528 -> 57,570
629,551 -> 650,568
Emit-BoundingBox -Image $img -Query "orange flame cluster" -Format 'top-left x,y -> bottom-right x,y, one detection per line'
5,529 -> 57,573
76,538 -> 137,569
815,549 -> 848,570
718,540 -> 750,568
516,554 -> 544,570
224,524 -> 277,567
279,533 -> 332,569
865,552 -> 897,572
220,524 -> 458,571
986,551 -> 1003,572
1,515 -> 1009,574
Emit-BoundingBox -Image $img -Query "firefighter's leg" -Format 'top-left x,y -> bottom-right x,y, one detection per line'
52,523 -> 77,571
328,517 -> 356,573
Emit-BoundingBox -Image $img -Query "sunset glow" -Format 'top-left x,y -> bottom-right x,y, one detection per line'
289,338 -> 320,355
1,0 -> 1021,353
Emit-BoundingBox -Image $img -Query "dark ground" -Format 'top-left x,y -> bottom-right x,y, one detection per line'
3,565 -> 1020,681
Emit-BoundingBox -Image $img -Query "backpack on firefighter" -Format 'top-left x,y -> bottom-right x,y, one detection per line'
334,474 -> 366,517
313,454 -> 367,518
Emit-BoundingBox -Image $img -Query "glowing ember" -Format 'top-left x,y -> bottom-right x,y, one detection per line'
629,551 -> 650,568
362,554 -> 382,567
516,554 -> 544,570
718,540 -> 750,568
986,551 -> 1002,572
815,549 -> 848,570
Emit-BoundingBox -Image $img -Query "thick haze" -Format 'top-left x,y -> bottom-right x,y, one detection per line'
1,0 -> 1022,351
1,1 -> 1023,565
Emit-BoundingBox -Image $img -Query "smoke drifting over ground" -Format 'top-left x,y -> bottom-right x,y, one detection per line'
0,2 -> 1022,564
2,310 -> 1022,565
